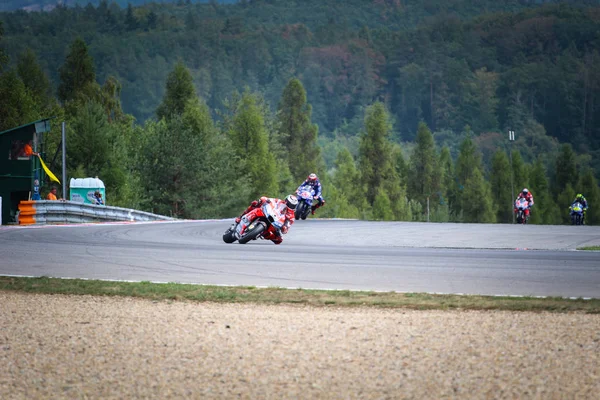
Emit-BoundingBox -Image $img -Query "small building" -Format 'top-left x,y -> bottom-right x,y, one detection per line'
0,118 -> 54,224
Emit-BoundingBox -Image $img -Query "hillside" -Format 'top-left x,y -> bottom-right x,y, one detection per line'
2,0 -> 600,224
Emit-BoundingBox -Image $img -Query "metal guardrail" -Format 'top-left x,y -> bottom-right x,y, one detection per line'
18,200 -> 176,225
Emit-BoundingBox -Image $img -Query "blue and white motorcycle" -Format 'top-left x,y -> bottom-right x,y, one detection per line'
294,184 -> 315,221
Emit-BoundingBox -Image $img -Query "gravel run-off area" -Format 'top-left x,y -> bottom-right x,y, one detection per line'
1,292 -> 600,399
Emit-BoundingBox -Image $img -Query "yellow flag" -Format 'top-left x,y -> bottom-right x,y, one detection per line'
38,155 -> 61,184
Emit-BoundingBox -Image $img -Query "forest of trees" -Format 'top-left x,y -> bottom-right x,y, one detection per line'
1,0 -> 599,224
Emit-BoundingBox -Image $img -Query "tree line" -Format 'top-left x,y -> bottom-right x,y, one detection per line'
2,1 -> 600,174
1,29 -> 598,224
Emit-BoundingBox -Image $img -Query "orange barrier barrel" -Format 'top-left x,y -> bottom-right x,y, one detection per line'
18,201 -> 36,225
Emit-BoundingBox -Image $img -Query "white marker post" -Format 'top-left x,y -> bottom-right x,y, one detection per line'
509,130 -> 515,224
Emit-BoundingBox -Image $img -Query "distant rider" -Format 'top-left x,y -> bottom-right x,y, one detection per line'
515,188 -> 534,218
235,195 -> 298,244
297,173 -> 325,215
570,193 -> 588,224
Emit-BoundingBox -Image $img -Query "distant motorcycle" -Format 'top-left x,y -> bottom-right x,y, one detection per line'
514,198 -> 530,224
294,184 -> 315,220
223,200 -> 286,244
570,201 -> 584,225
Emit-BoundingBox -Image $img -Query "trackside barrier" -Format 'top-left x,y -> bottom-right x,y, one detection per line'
18,200 -> 176,225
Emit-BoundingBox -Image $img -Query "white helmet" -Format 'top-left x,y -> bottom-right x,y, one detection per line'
522,188 -> 529,194
285,194 -> 298,210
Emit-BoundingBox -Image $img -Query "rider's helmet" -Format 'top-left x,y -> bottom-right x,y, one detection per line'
285,194 -> 298,210
576,193 -> 584,200
522,188 -> 529,195
308,173 -> 318,182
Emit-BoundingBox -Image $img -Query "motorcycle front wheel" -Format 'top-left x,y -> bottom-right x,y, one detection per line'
238,221 -> 266,244
295,202 -> 308,221
223,227 -> 237,243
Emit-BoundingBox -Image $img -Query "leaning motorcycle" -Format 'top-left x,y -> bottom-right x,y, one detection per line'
223,200 -> 286,244
295,184 -> 315,220
514,198 -> 530,224
570,202 -> 584,225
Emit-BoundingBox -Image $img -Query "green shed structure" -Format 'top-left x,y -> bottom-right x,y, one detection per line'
0,118 -> 54,224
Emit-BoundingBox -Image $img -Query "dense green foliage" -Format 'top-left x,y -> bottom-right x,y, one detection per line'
1,0 -> 600,224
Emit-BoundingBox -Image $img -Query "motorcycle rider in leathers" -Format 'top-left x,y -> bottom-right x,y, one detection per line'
515,188 -> 534,218
235,195 -> 297,244
297,173 -> 325,215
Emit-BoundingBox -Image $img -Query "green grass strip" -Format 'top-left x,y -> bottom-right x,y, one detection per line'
578,246 -> 600,250
1,276 -> 599,313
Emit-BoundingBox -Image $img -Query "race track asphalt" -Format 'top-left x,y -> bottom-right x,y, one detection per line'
1,219 -> 599,298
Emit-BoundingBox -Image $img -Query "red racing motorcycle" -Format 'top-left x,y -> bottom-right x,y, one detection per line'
223,200 -> 286,244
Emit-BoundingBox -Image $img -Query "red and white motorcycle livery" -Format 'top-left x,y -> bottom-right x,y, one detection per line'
223,200 -> 287,244
514,198 -> 530,224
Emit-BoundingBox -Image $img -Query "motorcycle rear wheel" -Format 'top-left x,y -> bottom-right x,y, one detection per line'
239,221 -> 266,244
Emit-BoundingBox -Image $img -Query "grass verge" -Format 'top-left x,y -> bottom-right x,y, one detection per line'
578,246 -> 600,250
1,276 -> 599,313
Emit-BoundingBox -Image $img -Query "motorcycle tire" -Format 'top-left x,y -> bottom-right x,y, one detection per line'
516,212 -> 523,224
238,221 -> 266,244
301,204 -> 310,220
295,202 -> 307,221
223,227 -> 237,243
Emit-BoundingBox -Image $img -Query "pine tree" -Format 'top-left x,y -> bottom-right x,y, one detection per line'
455,129 -> 480,185
454,130 -> 483,217
140,98 -> 243,218
125,4 -> 138,31
557,184 -> 576,224
511,150 -> 526,194
277,78 -> 320,181
358,103 -> 409,220
393,144 -> 408,185
490,150 -> 512,223
528,157 -> 555,225
554,144 -> 578,196
437,146 -> 456,219
577,169 -> 600,225
16,49 -> 52,109
68,101 -> 112,178
100,76 -> 124,123
156,61 -> 197,121
462,167 -> 495,223
359,102 -> 395,205
58,38 -> 96,104
330,147 -> 362,218
229,90 -> 278,201
408,121 -> 438,205
372,188 -> 394,221
0,70 -> 37,131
